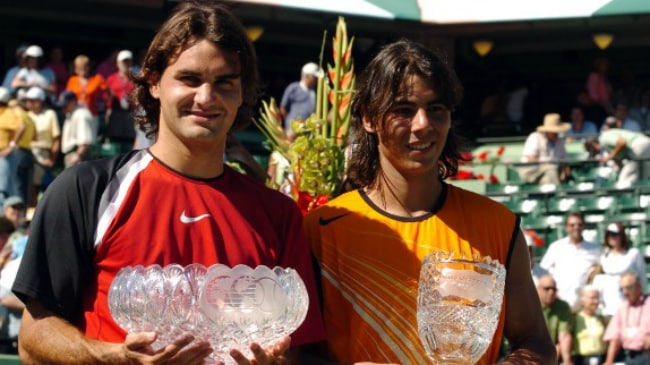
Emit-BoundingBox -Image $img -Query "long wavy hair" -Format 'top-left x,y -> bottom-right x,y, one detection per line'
347,39 -> 465,187
131,0 -> 258,138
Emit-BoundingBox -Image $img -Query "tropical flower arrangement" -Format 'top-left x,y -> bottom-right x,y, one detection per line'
254,17 -> 355,214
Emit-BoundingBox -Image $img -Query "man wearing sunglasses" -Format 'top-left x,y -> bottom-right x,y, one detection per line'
537,274 -> 574,365
603,272 -> 650,365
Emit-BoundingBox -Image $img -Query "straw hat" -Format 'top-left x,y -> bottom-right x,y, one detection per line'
536,113 -> 571,133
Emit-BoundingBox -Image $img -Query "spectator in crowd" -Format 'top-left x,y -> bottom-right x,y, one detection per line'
585,117 -> 650,186
0,216 -> 16,353
586,55 -> 613,117
45,46 -> 68,98
105,49 -> 136,153
1,45 -> 28,94
280,62 -> 321,140
133,123 -> 154,150
12,1 -> 325,364
505,76 -> 529,132
0,208 -> 32,354
305,38 -> 554,364
478,78 -> 509,132
0,88 -> 26,206
24,86 -> 60,206
0,218 -> 13,251
592,222 -> 647,317
563,105 -> 598,142
606,100 -> 642,132
267,148 -> 291,194
519,113 -> 571,185
572,285 -> 608,365
58,91 -> 97,168
603,272 -> 650,365
65,54 -> 108,122
537,274 -> 574,365
540,211 -> 602,311
0,196 -> 26,259
10,45 -> 56,98
576,89 -> 606,127
629,87 -> 650,131
9,92 -> 35,206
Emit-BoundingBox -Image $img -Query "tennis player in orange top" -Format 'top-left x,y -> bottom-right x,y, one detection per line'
304,39 -> 555,364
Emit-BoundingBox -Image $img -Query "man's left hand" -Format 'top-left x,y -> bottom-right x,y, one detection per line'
228,336 -> 291,365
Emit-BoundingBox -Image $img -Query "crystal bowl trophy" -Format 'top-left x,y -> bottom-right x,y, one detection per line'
108,263 -> 309,364
417,251 -> 506,364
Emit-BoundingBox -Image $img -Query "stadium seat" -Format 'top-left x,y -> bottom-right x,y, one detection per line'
545,196 -> 577,215
504,198 -> 543,216
575,196 -> 615,215
613,195 -> 642,214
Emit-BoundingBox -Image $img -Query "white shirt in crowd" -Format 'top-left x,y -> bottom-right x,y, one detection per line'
61,105 -> 97,155
593,247 -> 647,317
540,237 -> 602,310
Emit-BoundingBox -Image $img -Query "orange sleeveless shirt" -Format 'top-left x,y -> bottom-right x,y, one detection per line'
305,184 -> 518,364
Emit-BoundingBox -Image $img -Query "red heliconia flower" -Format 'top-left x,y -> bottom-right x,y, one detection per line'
339,94 -> 351,111
477,151 -> 489,162
340,71 -> 353,89
332,38 -> 339,60
525,230 -> 545,247
476,173 -> 485,180
456,170 -> 474,180
489,174 -> 499,184
342,45 -> 352,66
329,69 -> 337,82
496,146 -> 505,156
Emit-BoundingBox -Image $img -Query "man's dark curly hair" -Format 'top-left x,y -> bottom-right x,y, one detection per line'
347,39 -> 465,187
131,0 -> 258,138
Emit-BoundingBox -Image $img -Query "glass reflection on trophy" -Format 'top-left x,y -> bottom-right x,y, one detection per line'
108,263 -> 309,364
417,251 -> 506,364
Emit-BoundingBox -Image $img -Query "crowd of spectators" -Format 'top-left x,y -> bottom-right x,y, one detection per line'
0,44 -> 153,209
527,212 -> 650,364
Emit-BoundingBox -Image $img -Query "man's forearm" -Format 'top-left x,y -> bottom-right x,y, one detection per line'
604,339 -> 620,365
20,302 -> 125,365
558,331 -> 573,364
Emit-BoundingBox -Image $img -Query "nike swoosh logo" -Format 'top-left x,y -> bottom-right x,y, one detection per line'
180,211 -> 211,224
318,213 -> 350,226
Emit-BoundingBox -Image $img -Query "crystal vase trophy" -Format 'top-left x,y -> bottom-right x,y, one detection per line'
417,251 -> 506,364
108,264 -> 309,364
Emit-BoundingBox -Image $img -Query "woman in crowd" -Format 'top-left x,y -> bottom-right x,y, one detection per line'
592,222 -> 646,317
572,285 -> 608,365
